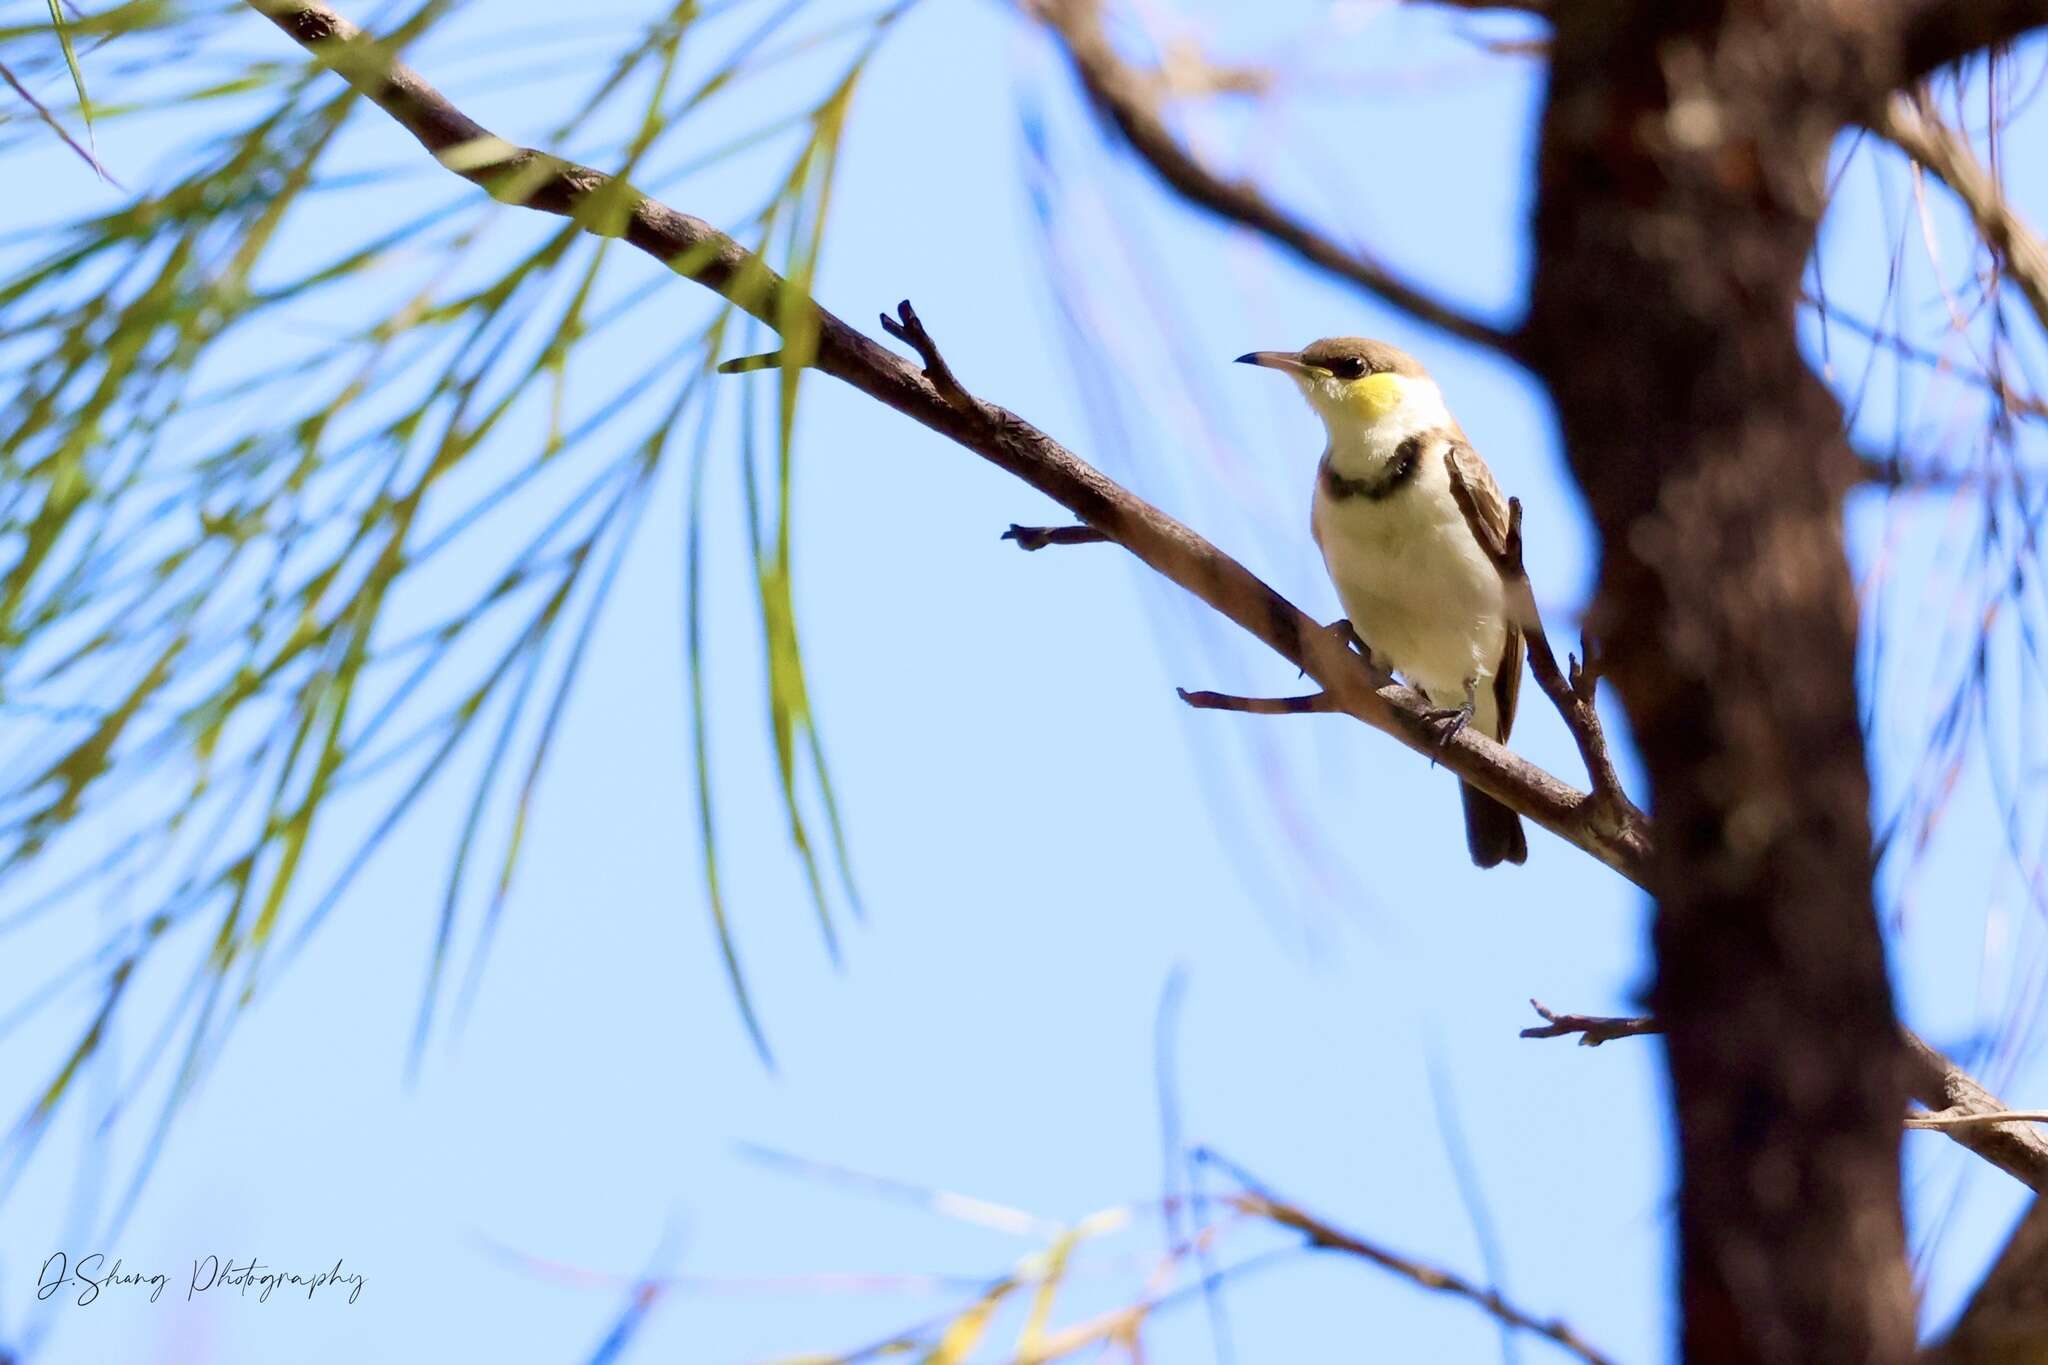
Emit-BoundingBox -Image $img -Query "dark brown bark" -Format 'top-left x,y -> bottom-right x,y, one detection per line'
1525,4 -> 1914,1360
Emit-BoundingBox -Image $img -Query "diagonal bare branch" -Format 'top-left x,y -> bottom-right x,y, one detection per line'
243,0 -> 1648,885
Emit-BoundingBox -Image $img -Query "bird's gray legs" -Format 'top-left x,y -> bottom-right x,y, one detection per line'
1422,677 -> 1479,757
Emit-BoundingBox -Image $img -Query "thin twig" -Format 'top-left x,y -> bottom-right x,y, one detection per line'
1192,1148 -> 1616,1365
1004,523 -> 1112,550
878,298 -> 974,412
1175,689 -> 1342,716
1519,998 -> 1660,1047
1907,1108 -> 2048,1130
1443,469 -> 1642,837
715,350 -> 785,373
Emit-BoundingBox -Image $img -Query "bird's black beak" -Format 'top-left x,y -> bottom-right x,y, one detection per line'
1235,350 -> 1318,378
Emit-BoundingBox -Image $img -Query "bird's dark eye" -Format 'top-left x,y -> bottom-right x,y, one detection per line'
1327,356 -> 1367,380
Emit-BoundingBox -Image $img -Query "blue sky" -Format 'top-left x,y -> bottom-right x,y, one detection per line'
2,1 -> 2045,1362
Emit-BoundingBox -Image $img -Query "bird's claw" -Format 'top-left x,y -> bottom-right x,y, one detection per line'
1421,701 -> 1474,767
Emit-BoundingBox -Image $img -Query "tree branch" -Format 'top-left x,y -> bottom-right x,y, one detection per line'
1905,1109 -> 2048,1131
245,0 -> 1650,886
1900,1030 -> 2048,1194
1026,0 -> 1517,356
1898,1 -> 2048,85
1521,1003 -> 2048,1195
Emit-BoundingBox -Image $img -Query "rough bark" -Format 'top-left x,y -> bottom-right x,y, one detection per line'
1525,4 -> 1914,1359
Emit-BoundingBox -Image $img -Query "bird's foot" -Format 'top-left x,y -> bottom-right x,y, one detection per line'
1421,688 -> 1477,768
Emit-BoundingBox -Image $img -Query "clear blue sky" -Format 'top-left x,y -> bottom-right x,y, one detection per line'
3,2 -> 2044,1362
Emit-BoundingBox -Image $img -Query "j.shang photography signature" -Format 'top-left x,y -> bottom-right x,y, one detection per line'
37,1252 -> 365,1305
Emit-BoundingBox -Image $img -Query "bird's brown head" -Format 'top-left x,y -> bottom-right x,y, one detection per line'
1235,337 -> 1435,425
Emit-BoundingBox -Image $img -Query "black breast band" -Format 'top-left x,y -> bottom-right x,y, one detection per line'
1321,435 -> 1424,502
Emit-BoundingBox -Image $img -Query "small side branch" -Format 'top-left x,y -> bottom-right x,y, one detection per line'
1899,1 -> 2048,88
1523,1002 -> 2048,1192
1907,1108 -> 2048,1130
879,299 -> 974,413
1519,999 -> 1661,1046
1445,468 -> 1641,838
716,350 -> 788,374
1003,523 -> 1111,551
1902,1029 -> 2048,1192
1176,689 -> 1341,715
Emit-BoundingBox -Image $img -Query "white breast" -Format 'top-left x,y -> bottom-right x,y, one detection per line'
1311,441 -> 1509,733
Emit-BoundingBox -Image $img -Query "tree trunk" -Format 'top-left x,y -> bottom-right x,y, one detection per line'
1527,3 -> 1912,1359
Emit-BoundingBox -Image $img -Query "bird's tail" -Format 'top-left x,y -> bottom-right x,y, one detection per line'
1460,783 -> 1528,868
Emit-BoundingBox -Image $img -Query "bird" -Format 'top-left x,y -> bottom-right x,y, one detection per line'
1237,337 -> 1527,868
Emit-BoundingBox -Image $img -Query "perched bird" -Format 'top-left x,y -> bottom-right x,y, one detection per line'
1237,338 -> 1527,867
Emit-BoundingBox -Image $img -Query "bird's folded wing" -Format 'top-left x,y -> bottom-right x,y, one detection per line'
1444,438 -> 1524,742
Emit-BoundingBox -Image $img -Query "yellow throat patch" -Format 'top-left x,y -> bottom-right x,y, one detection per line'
1340,372 -> 1405,420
